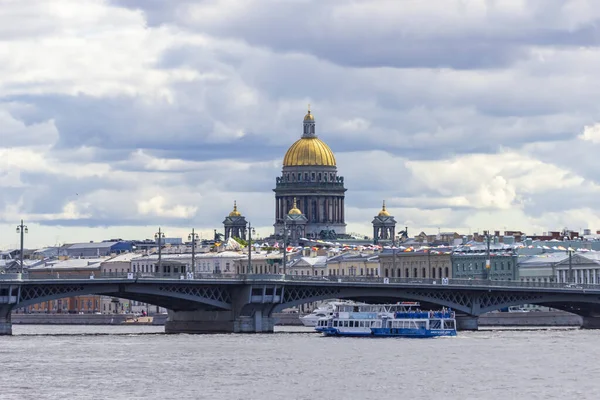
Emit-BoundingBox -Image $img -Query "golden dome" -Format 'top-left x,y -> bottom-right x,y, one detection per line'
304,110 -> 314,121
378,201 -> 390,217
288,198 -> 302,215
283,137 -> 336,166
229,201 -> 241,217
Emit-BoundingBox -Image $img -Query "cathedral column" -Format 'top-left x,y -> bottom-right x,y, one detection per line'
276,197 -> 280,221
334,197 -> 338,223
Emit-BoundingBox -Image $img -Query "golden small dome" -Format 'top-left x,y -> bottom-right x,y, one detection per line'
229,201 -> 241,217
304,110 -> 314,121
283,137 -> 336,167
378,201 -> 390,217
288,198 -> 302,215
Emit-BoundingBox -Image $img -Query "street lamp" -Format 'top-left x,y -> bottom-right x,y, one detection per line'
484,231 -> 492,280
16,220 -> 28,274
281,220 -> 290,276
188,228 -> 199,275
154,228 -> 165,276
247,222 -> 256,274
566,246 -> 574,283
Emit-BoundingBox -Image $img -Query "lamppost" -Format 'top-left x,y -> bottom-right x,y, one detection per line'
281,220 -> 290,276
247,222 -> 255,274
154,228 -> 165,276
16,220 -> 28,274
188,228 -> 198,275
484,231 -> 492,280
567,247 -> 574,283
427,249 -> 432,280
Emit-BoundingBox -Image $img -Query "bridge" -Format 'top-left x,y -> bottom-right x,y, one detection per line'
3,273 -> 600,335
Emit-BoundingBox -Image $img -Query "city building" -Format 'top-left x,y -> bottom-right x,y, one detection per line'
273,107 -> 347,239
327,252 -> 380,277
554,252 -> 600,284
287,255 -> 328,276
452,246 -> 518,281
517,253 -> 567,283
379,249 -> 452,279
234,251 -> 285,275
64,241 -> 133,258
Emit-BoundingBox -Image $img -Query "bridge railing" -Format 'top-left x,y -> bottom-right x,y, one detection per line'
21,272 -> 249,281
9,271 -> 599,291
273,274 -> 599,290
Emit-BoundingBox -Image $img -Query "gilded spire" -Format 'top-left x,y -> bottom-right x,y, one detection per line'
229,200 -> 241,217
304,104 -> 314,121
288,197 -> 302,215
378,200 -> 390,217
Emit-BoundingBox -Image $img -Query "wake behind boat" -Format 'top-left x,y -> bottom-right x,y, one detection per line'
315,302 -> 457,338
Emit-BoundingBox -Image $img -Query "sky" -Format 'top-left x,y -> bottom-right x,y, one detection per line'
2,0 -> 600,248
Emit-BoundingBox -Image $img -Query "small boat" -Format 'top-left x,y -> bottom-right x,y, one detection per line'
315,302 -> 457,338
300,305 -> 334,327
300,301 -> 361,327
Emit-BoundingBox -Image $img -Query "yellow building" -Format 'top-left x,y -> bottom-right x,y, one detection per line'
378,250 -> 452,279
326,253 -> 380,277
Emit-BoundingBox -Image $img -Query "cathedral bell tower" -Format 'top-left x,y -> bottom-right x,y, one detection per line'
372,201 -> 396,245
223,201 -> 248,240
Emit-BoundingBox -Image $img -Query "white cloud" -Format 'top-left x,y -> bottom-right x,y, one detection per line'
137,195 -> 197,219
579,123 -> 600,144
1,0 -> 600,247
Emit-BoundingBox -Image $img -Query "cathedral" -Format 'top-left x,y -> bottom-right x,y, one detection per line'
222,107 -> 401,244
273,108 -> 347,239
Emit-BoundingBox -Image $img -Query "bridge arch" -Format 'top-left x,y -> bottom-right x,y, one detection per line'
16,282 -> 232,311
271,286 -> 474,315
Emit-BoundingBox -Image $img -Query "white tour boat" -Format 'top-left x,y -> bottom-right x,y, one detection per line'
315,302 -> 457,338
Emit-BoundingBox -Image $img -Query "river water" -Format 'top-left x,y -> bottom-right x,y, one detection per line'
1,325 -> 599,400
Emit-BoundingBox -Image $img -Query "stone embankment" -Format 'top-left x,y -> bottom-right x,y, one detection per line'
11,311 -> 583,327
12,313 -> 168,325
478,311 -> 582,327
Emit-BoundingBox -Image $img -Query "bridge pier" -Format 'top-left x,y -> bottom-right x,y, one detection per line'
0,305 -> 12,336
581,316 -> 600,329
165,310 -> 275,334
456,315 -> 479,331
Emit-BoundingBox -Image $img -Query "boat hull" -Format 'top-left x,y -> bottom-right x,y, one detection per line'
316,327 -> 456,338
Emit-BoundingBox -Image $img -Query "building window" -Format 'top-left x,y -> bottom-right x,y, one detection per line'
422,267 -> 426,278
445,267 -> 449,277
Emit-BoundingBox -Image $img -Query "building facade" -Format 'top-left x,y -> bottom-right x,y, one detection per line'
327,253 -> 380,277
379,250 -> 452,279
273,108 -> 347,239
452,253 -> 518,280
